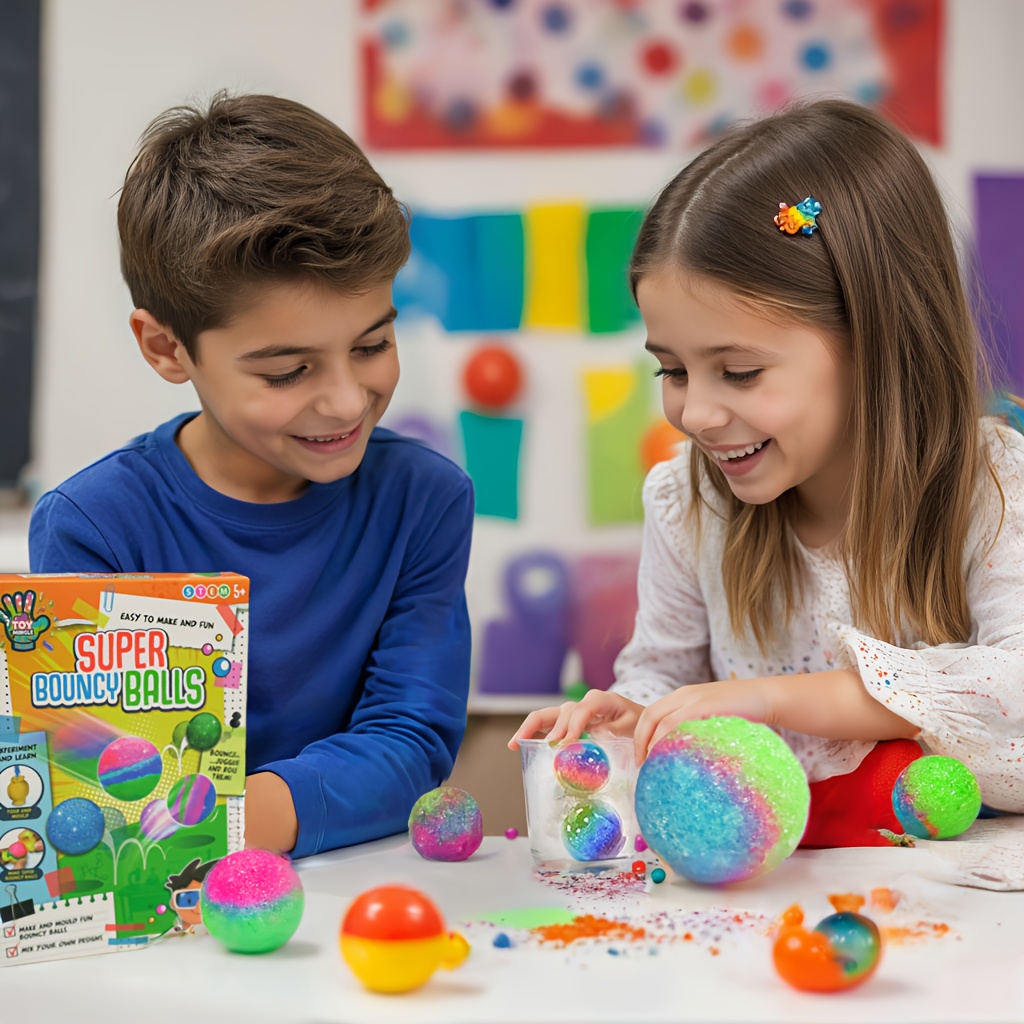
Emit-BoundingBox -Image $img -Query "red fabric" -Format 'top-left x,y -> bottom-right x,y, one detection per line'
799,739 -> 923,848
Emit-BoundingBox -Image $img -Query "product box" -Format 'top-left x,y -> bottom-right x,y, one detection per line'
0,573 -> 248,965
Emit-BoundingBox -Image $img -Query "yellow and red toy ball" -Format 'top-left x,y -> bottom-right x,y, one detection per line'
340,885 -> 469,993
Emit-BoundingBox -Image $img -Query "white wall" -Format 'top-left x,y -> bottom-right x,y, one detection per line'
26,0 -> 1024,655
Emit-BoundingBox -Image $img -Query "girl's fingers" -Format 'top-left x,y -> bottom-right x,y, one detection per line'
543,703 -> 584,745
507,706 -> 561,749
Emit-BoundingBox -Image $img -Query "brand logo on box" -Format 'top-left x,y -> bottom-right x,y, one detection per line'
182,584 -> 232,600
0,590 -> 51,652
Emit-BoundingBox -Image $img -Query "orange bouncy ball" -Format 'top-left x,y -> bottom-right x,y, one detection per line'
772,907 -> 882,993
641,420 -> 686,472
463,344 -> 523,409
340,885 -> 469,993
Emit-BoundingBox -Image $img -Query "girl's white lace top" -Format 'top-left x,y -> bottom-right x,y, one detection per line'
612,419 -> 1024,812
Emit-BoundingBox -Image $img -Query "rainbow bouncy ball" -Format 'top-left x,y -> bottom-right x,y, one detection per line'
201,849 -> 304,954
562,801 -> 625,861
774,911 -> 882,992
635,716 -> 810,884
97,736 -> 163,801
166,773 -> 217,826
46,797 -> 106,855
139,798 -> 180,842
341,885 -> 469,993
554,741 -> 611,795
408,787 -> 483,861
892,755 -> 981,839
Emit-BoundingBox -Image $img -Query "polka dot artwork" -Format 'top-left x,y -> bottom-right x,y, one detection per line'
553,741 -> 611,796
562,802 -> 625,861
635,717 -> 810,885
46,797 -> 106,855
96,736 -> 163,801
201,643 -> 214,656
408,787 -> 483,861
774,910 -> 882,992
202,849 -> 304,954
212,657 -> 232,678
891,756 -> 981,839
185,712 -> 222,752
166,774 -> 217,826
101,806 -> 127,834
138,798 -> 180,842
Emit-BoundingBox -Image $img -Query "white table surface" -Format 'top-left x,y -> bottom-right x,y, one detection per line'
3,825 -> 1024,1024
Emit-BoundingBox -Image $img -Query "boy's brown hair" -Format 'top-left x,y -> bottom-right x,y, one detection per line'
118,92 -> 409,360
630,99 -> 997,651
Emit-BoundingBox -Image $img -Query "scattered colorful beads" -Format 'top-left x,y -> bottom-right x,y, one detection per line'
632,859 -> 646,876
408,787 -> 483,861
650,867 -> 666,884
505,827 -> 519,840
635,717 -> 809,884
891,755 -> 981,839
634,834 -> 648,852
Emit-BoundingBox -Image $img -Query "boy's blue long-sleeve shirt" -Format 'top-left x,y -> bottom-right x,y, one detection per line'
29,413 -> 473,858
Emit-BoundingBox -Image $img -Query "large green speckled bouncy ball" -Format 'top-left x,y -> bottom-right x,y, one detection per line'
891,755 -> 981,839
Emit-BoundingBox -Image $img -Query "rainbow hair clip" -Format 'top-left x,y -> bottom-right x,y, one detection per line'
774,196 -> 822,236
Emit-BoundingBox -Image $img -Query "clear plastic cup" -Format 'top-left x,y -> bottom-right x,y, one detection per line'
519,736 -> 640,869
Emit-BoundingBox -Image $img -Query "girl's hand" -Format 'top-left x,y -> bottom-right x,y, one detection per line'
633,678 -> 778,763
507,690 -> 645,750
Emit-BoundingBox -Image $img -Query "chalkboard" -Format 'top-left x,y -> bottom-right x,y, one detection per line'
0,1 -> 40,491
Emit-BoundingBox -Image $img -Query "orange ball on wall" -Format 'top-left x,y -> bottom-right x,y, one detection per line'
463,344 -> 523,409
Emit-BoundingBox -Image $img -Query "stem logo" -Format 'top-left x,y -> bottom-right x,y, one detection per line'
0,590 -> 51,652
182,584 -> 233,600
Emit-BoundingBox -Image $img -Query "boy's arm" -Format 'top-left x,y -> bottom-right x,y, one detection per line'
253,478 -> 474,859
29,492 -> 122,572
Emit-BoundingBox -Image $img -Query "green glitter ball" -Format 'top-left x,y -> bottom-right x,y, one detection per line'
185,712 -> 222,752
892,755 -> 981,839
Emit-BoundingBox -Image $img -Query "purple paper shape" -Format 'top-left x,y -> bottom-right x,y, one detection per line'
975,175 -> 1024,392
570,552 -> 640,691
477,552 -> 570,695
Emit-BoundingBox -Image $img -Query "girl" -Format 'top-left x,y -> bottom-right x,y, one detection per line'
510,100 -> 1024,846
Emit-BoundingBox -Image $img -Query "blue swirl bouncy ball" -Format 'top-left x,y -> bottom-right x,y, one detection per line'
46,797 -> 106,855
561,801 -> 625,861
635,717 -> 810,884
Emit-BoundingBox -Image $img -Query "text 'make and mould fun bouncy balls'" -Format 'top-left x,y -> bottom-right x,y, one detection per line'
201,848 -> 304,954
341,884 -> 470,994
635,716 -> 810,884
891,755 -> 981,839
408,786 -> 483,862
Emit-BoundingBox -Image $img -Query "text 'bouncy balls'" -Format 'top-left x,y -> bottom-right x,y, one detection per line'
635,716 -> 810,884
201,848 -> 304,954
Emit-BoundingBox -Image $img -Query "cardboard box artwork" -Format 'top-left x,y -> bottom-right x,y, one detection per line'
0,573 -> 248,965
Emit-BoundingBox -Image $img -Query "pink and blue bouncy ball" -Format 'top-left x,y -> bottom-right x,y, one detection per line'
561,801 -> 625,861
97,736 -> 163,801
408,786 -> 483,861
892,755 -> 981,839
46,797 -> 106,855
201,849 -> 304,954
635,717 -> 810,884
553,741 -> 611,795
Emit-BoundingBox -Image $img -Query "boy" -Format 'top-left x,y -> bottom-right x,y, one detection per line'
29,93 -> 474,858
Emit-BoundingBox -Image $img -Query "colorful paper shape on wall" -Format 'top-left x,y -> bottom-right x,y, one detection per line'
570,552 -> 641,691
458,410 -> 523,520
395,204 -> 642,335
585,208 -> 643,334
583,364 -> 651,525
975,175 -> 1024,394
523,203 -> 585,332
361,0 -> 941,149
477,552 -> 571,695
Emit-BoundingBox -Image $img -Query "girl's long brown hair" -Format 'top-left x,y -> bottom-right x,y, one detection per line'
630,100 -> 995,650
